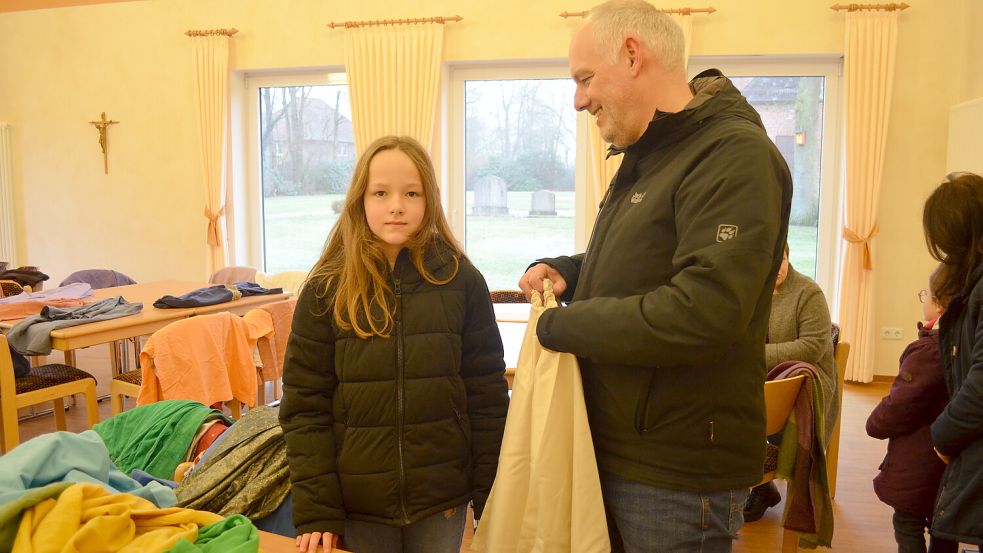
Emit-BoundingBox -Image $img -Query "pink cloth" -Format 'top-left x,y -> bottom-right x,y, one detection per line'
138,312 -> 258,408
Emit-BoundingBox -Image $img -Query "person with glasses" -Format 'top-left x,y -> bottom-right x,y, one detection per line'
866,265 -> 957,553
743,242 -> 838,522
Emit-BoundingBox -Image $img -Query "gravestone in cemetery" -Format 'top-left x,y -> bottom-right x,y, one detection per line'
472,175 -> 509,215
529,189 -> 556,216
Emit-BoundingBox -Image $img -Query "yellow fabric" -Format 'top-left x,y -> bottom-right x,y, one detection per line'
343,23 -> 444,153
189,33 -> 232,275
12,483 -> 222,553
837,10 -> 898,383
472,280 -> 609,553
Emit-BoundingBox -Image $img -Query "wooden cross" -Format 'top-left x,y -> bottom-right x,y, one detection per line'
89,112 -> 119,174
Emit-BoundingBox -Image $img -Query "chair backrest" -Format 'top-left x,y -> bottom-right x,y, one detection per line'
208,265 -> 259,285
764,374 -> 807,435
490,289 -> 528,304
60,269 -> 136,289
0,280 -> 24,298
255,271 -> 307,295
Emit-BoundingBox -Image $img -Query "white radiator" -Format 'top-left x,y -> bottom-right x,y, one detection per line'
0,123 -> 15,266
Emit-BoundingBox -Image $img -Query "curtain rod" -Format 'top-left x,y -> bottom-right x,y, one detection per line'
560,6 -> 716,17
327,15 -> 463,29
830,3 -> 909,12
185,28 -> 239,37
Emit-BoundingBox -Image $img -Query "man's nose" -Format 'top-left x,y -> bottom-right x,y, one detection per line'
573,88 -> 590,112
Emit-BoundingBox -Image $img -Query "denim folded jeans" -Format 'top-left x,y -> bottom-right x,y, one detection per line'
601,472 -> 748,553
343,504 -> 467,553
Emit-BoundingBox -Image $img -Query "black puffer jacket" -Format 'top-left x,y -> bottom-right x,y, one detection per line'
932,264 -> 983,545
279,245 -> 509,535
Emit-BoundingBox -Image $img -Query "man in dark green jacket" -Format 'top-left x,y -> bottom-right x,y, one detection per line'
518,1 -> 792,551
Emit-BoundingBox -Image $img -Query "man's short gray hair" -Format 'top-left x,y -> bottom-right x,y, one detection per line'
587,0 -> 686,72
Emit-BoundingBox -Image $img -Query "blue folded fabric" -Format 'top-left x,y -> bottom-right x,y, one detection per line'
153,283 -> 283,309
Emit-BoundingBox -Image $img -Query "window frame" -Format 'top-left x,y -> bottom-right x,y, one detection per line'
686,56 -> 844,306
444,62 -> 592,255
241,69 -> 348,271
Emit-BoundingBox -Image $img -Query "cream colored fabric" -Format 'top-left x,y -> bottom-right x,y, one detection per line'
13,482 -> 222,553
584,13 -> 692,242
838,10 -> 899,383
343,23 -> 444,153
472,280 -> 609,553
190,34 -> 232,275
255,270 -> 307,295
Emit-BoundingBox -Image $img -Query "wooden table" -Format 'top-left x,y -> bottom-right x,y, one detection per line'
493,302 -> 530,323
0,280 -> 290,374
258,530 -> 351,553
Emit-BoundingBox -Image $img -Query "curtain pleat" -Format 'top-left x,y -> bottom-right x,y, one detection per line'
344,24 -> 444,154
838,11 -> 898,383
0,123 -> 15,265
190,34 -> 231,275
583,14 -> 692,243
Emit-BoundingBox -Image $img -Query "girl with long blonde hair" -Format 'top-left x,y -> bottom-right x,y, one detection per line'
279,136 -> 509,553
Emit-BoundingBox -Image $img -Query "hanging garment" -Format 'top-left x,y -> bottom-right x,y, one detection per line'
472,280 -> 609,553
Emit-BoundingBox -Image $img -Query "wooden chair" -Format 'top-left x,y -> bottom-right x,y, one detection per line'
0,334 -> 99,453
109,369 -> 142,415
757,374 -> 807,553
489,289 -> 528,304
826,341 -> 850,499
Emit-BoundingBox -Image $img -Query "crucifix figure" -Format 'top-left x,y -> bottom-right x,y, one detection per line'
89,112 -> 119,174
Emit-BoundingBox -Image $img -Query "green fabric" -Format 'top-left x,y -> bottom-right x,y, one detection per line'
775,372 -> 833,549
175,406 -> 290,520
94,400 -> 229,479
164,514 -> 259,553
0,482 -> 72,552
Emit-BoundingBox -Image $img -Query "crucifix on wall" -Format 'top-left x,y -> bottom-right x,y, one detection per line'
89,112 -> 119,174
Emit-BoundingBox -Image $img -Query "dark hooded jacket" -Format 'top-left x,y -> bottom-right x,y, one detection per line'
536,69 -> 792,492
279,244 -> 509,535
866,322 -> 949,519
932,264 -> 983,545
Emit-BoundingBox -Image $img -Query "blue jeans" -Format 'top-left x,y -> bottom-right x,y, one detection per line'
342,504 -> 467,553
601,472 -> 748,553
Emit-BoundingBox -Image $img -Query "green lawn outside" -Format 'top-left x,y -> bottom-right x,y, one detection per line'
263,193 -> 819,288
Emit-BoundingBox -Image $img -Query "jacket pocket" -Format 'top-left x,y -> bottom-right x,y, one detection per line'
452,408 -> 473,462
634,370 -> 662,434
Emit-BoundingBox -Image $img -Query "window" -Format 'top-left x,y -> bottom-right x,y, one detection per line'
687,58 -> 843,298
447,65 -> 589,290
245,72 -> 354,273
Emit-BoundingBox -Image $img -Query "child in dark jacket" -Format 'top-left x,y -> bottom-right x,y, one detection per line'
279,136 -> 509,553
866,266 -> 957,553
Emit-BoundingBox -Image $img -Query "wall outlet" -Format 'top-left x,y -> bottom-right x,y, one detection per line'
880,327 -> 904,340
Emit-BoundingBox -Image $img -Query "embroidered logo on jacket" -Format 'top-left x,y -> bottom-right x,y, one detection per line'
716,224 -> 739,242
630,192 -> 646,204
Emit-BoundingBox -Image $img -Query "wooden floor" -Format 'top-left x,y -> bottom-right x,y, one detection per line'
7,348 -> 978,552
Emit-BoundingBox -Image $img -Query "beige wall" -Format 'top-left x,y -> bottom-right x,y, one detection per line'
0,0 -> 977,375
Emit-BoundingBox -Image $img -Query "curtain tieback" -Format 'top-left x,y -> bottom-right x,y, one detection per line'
843,223 -> 879,270
204,206 -> 225,247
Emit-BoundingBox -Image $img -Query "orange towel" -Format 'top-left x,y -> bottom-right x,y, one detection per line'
137,312 -> 258,408
0,299 -> 86,321
243,299 -> 296,380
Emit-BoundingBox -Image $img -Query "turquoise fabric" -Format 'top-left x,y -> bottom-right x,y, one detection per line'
164,514 -> 259,553
94,400 -> 229,479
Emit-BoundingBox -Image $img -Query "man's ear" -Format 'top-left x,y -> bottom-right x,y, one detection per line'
624,36 -> 643,75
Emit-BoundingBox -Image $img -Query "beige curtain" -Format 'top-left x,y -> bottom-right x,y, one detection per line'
838,11 -> 899,383
583,13 -> 693,241
0,123 -> 15,265
344,24 -> 444,154
190,34 -> 232,275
